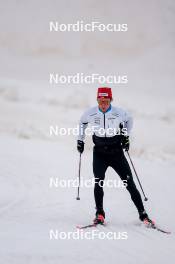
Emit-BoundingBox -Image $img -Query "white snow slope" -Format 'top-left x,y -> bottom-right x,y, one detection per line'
0,0 -> 175,263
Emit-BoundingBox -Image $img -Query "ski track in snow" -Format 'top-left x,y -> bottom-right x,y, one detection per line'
0,136 -> 175,264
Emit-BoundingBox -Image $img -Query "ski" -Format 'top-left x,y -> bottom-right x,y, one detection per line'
143,221 -> 171,234
76,222 -> 106,229
77,221 -> 171,234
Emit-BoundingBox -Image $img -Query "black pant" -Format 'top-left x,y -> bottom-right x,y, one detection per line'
93,147 -> 144,215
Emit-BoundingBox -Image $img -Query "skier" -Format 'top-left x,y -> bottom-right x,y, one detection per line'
77,87 -> 153,225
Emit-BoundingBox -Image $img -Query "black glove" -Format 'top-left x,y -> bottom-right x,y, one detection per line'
122,136 -> 130,151
77,140 -> 84,154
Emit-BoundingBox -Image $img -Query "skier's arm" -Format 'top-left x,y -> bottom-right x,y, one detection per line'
121,111 -> 133,151
77,110 -> 89,142
124,111 -> 133,136
77,110 -> 89,154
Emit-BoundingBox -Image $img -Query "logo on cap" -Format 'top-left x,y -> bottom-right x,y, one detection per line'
98,93 -> 108,97
97,87 -> 112,99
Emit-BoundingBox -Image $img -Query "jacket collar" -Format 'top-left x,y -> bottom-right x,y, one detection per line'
98,104 -> 112,113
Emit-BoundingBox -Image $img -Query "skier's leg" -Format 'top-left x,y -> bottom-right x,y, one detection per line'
111,153 -> 145,213
93,150 -> 108,216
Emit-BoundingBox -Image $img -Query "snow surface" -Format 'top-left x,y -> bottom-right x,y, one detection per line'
0,0 -> 175,263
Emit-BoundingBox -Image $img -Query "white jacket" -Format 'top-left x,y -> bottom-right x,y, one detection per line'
78,105 -> 133,141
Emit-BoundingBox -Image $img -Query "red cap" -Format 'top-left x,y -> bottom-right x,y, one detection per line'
97,87 -> 112,100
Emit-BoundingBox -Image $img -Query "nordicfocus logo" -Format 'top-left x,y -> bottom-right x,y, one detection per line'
49,125 -> 128,137
49,73 -> 128,85
49,177 -> 128,189
49,229 -> 128,240
49,21 -> 128,32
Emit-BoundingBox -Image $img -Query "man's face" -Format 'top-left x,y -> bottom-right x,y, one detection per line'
97,97 -> 111,113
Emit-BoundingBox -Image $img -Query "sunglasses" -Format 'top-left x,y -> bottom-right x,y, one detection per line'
97,98 -> 111,104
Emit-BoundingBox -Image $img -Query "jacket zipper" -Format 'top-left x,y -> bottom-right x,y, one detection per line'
103,113 -> 106,137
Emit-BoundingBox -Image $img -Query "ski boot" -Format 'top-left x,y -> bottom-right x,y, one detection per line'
139,210 -> 155,227
93,210 -> 105,225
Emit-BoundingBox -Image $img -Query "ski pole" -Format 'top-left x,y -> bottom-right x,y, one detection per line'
76,153 -> 81,200
126,151 -> 148,201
